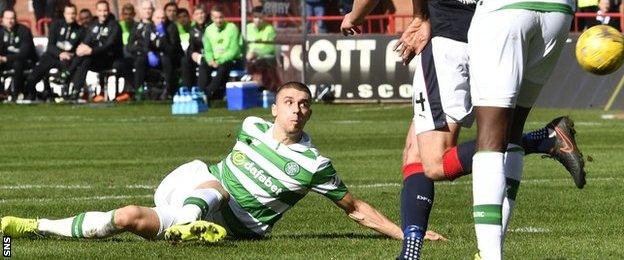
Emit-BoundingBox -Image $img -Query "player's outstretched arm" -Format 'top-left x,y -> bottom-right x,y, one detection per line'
341,0 -> 380,35
333,192 -> 448,241
334,192 -> 403,240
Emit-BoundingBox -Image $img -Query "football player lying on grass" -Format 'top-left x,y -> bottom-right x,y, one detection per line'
1,82 -> 446,243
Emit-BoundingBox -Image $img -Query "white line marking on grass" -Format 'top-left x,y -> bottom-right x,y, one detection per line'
0,194 -> 153,204
574,122 -> 603,126
352,183 -> 400,188
332,120 -> 367,124
350,177 -> 618,188
352,106 -> 407,112
2,177 -> 617,191
124,185 -> 155,189
509,227 -> 551,233
0,184 -> 156,190
0,185 -> 92,189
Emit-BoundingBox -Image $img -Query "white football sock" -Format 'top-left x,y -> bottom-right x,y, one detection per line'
38,210 -> 119,238
472,151 -> 506,260
176,188 -> 223,225
502,144 -> 524,242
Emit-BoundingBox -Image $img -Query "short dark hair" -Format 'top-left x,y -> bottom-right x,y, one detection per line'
210,5 -> 225,14
276,82 -> 312,99
96,0 -> 109,9
164,2 -> 178,11
121,3 -> 135,14
79,8 -> 92,15
194,4 -> 206,13
64,3 -> 77,12
178,8 -> 189,16
1,9 -> 15,19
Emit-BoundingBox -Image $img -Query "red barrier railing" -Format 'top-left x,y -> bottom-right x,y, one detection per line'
224,14 -> 413,34
36,17 -> 52,35
573,12 -> 623,32
30,12 -> 622,37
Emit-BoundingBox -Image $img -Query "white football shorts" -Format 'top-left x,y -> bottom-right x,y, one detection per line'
412,36 -> 474,135
468,5 -> 572,108
152,160 -> 227,237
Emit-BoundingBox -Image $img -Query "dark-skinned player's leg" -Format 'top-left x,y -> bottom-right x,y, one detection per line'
472,106 -> 512,259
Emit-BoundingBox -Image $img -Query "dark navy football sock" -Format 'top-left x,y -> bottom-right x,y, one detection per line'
456,139 -> 476,173
400,171 -> 434,230
521,127 -> 554,155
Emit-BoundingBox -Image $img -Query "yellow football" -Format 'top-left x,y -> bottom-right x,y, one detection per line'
575,25 -> 624,75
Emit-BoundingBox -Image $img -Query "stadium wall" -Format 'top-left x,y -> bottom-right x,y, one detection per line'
282,34 -> 624,109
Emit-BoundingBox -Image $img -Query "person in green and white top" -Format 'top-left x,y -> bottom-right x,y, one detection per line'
246,6 -> 276,62
0,82 -> 446,243
203,5 -> 242,100
245,6 -> 281,91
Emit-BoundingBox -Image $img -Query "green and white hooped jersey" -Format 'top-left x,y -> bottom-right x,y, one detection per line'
208,116 -> 348,238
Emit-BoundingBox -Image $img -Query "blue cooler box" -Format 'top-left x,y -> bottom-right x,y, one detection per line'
226,82 -> 259,110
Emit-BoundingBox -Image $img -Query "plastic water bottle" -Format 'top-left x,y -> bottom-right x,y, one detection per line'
261,90 -> 275,109
180,87 -> 190,114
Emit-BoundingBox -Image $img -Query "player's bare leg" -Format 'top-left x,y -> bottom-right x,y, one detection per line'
1,205 -> 161,239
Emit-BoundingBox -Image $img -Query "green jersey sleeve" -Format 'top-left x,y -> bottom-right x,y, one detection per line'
310,161 -> 348,201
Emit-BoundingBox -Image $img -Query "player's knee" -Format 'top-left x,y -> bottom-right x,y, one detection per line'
114,205 -> 143,229
422,165 -> 446,181
402,144 -> 422,165
421,155 -> 446,181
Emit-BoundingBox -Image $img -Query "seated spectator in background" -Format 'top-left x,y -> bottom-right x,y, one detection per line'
164,2 -> 178,23
119,3 -> 135,46
123,0 -> 154,101
245,6 -> 281,91
176,8 -> 191,46
78,8 -> 93,28
578,0 -> 599,30
25,3 -> 84,101
0,9 -> 37,102
305,0 -> 326,33
125,2 -> 182,101
69,0 -> 123,102
588,0 -> 621,30
161,4 -> 184,99
181,5 -> 209,90
203,5 -> 242,100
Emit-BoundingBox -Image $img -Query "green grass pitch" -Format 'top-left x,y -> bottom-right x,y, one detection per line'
0,103 -> 622,259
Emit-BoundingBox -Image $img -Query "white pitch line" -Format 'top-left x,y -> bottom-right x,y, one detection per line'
0,177 -> 619,191
0,184 -> 155,190
0,185 -> 93,190
350,177 -> 618,188
0,194 -> 153,204
509,227 -> 551,233
0,177 -> 618,205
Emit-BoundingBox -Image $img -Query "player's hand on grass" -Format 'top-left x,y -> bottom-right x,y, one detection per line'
394,16 -> 431,65
424,230 -> 448,241
341,12 -> 363,36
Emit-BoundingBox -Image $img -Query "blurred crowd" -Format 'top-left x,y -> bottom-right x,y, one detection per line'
577,0 -> 623,30
0,0 -> 278,103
